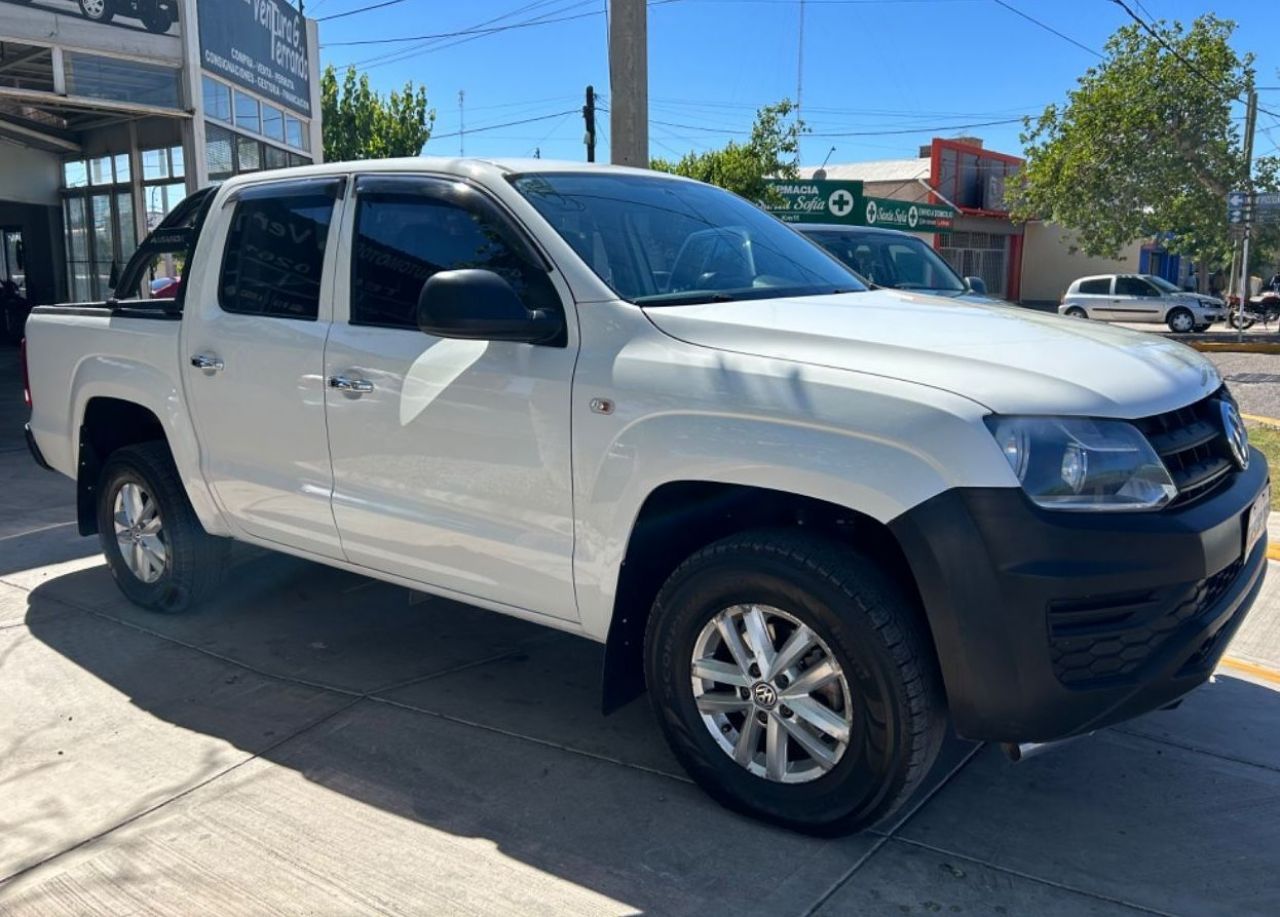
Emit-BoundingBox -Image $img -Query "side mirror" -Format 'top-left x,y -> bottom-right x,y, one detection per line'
964,276 -> 987,295
417,269 -> 562,344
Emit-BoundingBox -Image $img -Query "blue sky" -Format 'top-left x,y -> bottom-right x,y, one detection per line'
310,0 -> 1280,166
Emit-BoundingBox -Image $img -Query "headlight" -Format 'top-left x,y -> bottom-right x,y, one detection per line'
985,416 -> 1177,511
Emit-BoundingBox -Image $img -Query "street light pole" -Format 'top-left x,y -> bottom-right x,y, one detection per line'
609,0 -> 648,167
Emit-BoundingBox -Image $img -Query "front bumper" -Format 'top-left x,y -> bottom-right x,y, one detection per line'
890,448 -> 1269,743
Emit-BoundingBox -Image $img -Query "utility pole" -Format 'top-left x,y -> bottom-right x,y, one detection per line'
458,90 -> 465,157
1238,88 -> 1258,306
796,0 -> 805,161
583,85 -> 596,162
609,0 -> 648,167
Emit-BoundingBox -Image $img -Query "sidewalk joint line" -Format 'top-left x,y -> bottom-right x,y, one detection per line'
800,742 -> 985,916
0,520 -> 77,542
1113,725 -> 1280,775
890,836 -> 1178,917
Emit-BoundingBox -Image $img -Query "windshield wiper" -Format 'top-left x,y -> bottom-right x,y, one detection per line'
636,291 -> 739,306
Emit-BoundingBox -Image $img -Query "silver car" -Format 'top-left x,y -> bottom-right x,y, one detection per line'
1059,274 -> 1223,333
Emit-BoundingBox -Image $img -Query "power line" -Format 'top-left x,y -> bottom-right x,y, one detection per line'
321,3 -> 599,46
315,0 -> 407,22
429,109 -> 580,141
990,0 -> 1101,59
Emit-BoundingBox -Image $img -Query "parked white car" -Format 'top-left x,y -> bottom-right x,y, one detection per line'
22,160 -> 1269,835
1059,273 -> 1224,333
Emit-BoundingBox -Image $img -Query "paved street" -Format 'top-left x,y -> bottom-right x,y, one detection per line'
2,344 -> 1280,916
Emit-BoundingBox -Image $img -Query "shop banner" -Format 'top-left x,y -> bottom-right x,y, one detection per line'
199,0 -> 312,117
862,196 -> 956,233
763,179 -> 864,224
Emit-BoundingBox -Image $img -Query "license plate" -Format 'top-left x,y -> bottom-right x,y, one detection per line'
1246,488 -> 1270,557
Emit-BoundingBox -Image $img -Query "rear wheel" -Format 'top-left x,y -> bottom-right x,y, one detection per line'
96,442 -> 226,613
1064,306 -> 1088,319
1166,308 -> 1195,333
141,6 -> 174,33
644,530 -> 945,835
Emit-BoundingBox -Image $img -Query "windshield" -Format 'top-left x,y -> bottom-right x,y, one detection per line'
1147,275 -> 1183,294
802,229 -> 967,294
510,172 -> 865,305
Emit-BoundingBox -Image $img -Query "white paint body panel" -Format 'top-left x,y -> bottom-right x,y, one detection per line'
22,158 -> 1220,644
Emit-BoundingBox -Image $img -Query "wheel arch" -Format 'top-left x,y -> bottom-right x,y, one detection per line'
599,480 -> 939,715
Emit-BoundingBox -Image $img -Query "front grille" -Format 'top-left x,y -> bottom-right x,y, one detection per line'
1132,391 -> 1236,506
1047,558 -> 1245,686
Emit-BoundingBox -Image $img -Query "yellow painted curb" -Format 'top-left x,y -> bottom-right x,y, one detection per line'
1189,341 -> 1280,354
1268,543 -> 1280,562
1219,656 -> 1280,686
1244,412 -> 1280,429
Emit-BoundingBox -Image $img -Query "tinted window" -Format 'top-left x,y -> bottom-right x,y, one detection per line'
1077,278 -> 1111,295
1115,276 -> 1157,297
219,186 -> 336,320
351,184 -> 559,329
513,172 -> 863,305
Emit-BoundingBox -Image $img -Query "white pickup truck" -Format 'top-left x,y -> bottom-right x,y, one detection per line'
22,160 -> 1270,835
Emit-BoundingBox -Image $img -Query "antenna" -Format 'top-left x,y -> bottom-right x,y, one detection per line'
820,145 -> 835,169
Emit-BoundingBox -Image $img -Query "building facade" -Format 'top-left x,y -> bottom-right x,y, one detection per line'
0,0 -> 322,305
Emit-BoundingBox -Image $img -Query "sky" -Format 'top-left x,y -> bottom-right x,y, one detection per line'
307,0 -> 1280,167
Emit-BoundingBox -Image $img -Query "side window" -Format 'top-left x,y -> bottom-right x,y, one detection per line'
351,184 -> 559,329
1115,276 -> 1156,297
1077,278 -> 1111,295
219,185 -> 336,320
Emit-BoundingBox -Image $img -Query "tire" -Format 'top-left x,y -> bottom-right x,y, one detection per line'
1193,324 -> 1211,333
1229,311 -> 1256,331
96,441 -> 226,613
644,530 -> 945,835
1064,306 -> 1087,319
77,0 -> 114,23
1166,308 -> 1195,333
141,7 -> 174,33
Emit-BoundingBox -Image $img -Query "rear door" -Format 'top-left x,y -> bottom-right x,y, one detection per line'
1110,275 -> 1163,322
322,174 -> 580,619
181,177 -> 347,559
1070,276 -> 1112,316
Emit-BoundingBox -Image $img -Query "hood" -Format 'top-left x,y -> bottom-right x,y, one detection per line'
642,290 -> 1222,417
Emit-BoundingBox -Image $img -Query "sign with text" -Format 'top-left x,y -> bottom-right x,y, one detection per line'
763,180 -> 864,224
1227,190 -> 1280,225
199,0 -> 312,117
863,196 -> 956,233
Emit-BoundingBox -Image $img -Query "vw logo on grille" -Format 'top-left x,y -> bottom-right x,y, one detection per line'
751,682 -> 778,708
1220,400 -> 1250,471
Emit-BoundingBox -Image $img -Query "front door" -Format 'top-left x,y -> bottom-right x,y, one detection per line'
181,177 -> 347,559
323,175 -> 580,620
1110,275 -> 1163,323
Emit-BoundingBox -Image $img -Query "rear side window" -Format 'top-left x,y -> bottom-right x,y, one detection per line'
219,183 -> 338,320
1077,278 -> 1111,295
351,181 -> 558,329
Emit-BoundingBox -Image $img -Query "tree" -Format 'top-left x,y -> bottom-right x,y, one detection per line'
651,100 -> 802,203
1012,14 -> 1280,270
321,65 -> 434,162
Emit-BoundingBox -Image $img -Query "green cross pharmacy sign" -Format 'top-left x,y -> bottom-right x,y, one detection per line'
862,196 -> 956,232
763,179 -> 864,224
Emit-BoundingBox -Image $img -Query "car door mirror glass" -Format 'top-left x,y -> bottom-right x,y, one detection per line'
417,269 -> 563,344
964,276 -> 987,295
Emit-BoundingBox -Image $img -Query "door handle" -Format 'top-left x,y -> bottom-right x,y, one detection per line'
329,374 -> 374,394
190,353 -> 224,374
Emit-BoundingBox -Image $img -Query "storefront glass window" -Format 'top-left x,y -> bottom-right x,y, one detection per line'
89,156 -> 112,186
64,160 -> 88,189
171,146 -> 185,178
234,91 -> 261,134
113,153 -> 131,184
285,116 -> 308,151
65,53 -> 181,110
91,195 -> 116,295
264,145 -> 289,170
237,136 -> 261,172
203,76 -> 232,123
206,123 -> 235,181
262,104 -> 285,142
142,149 -> 167,181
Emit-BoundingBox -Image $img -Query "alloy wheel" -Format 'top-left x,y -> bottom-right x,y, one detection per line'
81,0 -> 107,17
113,481 -> 167,583
690,604 -> 853,784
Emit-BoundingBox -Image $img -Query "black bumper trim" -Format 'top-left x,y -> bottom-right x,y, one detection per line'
890,447 -> 1269,743
24,423 -> 52,472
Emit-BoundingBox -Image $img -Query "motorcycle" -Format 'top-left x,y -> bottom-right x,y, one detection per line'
75,0 -> 179,35
1228,289 -> 1280,330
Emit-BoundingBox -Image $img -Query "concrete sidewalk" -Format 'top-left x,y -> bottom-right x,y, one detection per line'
2,344 -> 1279,916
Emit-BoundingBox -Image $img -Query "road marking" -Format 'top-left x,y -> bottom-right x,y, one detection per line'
1190,341 -> 1280,355
1243,412 -> 1280,428
0,520 -> 77,541
1269,543 -> 1280,562
1220,656 -> 1280,686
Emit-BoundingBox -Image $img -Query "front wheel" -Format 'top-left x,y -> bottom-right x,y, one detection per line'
97,442 -> 226,613
77,0 -> 114,22
1166,308 -> 1195,333
645,531 -> 945,835
141,6 -> 174,33
1064,306 -> 1088,319
1229,310 -> 1256,330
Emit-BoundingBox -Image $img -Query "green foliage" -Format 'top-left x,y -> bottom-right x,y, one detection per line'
650,100 -> 802,203
1012,15 -> 1280,268
321,65 -> 435,162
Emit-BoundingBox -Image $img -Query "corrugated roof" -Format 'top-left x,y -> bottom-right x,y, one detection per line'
798,158 -> 929,182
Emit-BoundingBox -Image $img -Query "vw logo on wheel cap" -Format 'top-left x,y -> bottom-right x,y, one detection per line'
1220,400 -> 1250,471
751,682 -> 778,708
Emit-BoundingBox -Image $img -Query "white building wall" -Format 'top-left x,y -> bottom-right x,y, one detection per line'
0,139 -> 60,206
1021,221 -> 1143,305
